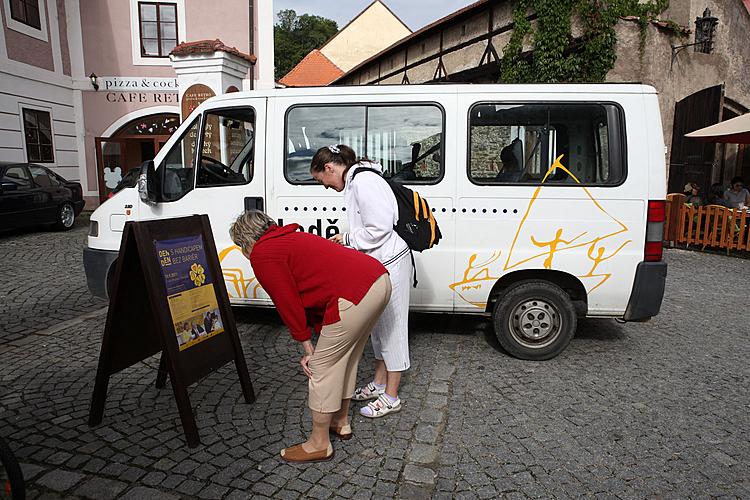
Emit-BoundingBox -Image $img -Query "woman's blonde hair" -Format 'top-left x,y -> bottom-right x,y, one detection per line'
229,210 -> 276,252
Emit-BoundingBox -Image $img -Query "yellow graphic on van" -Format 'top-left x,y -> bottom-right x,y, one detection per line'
218,245 -> 264,299
448,252 -> 503,308
452,155 -> 632,308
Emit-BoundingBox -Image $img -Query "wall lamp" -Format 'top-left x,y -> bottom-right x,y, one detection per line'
89,72 -> 99,91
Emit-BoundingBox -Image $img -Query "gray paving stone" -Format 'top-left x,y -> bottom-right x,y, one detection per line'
408,443 -> 439,464
74,477 -> 127,500
398,482 -> 433,499
403,464 -> 436,485
35,469 -> 85,492
119,486 -> 179,500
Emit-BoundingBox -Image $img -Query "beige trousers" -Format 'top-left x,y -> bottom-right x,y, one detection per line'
307,274 -> 392,413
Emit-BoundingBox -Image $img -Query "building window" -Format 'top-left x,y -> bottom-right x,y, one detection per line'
138,2 -> 178,57
22,108 -> 54,163
9,0 -> 41,30
468,102 -> 625,186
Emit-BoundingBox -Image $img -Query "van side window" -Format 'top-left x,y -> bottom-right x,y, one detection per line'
286,106 -> 364,184
468,103 -> 625,185
285,103 -> 444,184
160,117 -> 200,201
367,105 -> 443,184
197,108 -> 255,187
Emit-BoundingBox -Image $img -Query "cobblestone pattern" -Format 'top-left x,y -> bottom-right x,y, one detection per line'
1,230 -> 749,498
0,222 -> 106,342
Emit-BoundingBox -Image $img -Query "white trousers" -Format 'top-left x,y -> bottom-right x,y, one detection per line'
371,250 -> 412,371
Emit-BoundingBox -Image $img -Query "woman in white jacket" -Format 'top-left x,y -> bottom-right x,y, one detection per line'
310,144 -> 411,418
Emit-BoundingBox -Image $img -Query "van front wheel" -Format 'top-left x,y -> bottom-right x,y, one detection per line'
492,281 -> 576,360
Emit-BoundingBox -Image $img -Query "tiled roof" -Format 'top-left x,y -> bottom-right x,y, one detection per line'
170,39 -> 257,64
278,50 -> 344,87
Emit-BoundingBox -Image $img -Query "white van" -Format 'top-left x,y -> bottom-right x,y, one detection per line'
84,84 -> 667,360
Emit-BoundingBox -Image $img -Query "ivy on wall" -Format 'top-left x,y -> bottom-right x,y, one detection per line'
500,0 -> 682,83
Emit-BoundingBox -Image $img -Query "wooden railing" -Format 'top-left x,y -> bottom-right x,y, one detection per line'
664,193 -> 750,252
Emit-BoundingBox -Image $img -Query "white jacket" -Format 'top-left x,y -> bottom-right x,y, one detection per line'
343,161 -> 409,264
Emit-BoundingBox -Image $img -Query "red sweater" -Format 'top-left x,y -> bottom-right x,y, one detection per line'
250,224 -> 388,341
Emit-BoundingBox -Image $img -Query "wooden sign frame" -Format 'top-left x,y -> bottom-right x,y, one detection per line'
88,215 -> 254,448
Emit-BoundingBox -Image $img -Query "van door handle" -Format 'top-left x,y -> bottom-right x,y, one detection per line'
244,196 -> 264,211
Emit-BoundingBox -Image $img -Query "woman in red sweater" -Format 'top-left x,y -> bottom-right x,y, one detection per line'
230,210 -> 391,463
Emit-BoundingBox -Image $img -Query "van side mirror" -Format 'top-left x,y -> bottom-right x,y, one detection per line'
137,160 -> 160,204
0,181 -> 18,193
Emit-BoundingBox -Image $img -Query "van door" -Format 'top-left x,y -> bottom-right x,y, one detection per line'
455,93 -> 643,316
140,98 -> 267,304
268,94 -> 457,311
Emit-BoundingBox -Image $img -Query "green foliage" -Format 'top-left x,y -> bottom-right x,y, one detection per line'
274,9 -> 338,79
500,0 -> 673,83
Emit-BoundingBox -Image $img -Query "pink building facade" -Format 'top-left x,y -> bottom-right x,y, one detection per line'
0,0 -> 274,207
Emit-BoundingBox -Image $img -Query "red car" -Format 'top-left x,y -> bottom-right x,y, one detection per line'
0,162 -> 85,231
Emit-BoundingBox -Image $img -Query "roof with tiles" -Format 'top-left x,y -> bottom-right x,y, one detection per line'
278,49 -> 345,87
170,39 -> 257,64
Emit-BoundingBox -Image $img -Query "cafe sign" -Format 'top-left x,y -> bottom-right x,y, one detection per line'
100,77 -> 179,92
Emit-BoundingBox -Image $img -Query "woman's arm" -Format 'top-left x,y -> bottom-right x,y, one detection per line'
345,176 -> 397,252
252,254 -> 311,341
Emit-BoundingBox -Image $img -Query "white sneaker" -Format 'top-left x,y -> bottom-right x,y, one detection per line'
352,382 -> 385,401
360,394 -> 401,418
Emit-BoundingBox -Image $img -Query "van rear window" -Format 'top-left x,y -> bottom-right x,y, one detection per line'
468,103 -> 625,186
285,104 -> 444,185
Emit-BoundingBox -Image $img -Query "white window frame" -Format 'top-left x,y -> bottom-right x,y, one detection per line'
3,0 -> 48,42
129,0 -> 186,66
18,102 -> 56,166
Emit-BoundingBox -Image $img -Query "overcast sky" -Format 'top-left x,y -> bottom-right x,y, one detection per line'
273,0 -> 476,32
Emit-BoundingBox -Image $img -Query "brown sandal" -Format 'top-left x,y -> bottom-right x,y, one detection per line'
280,443 -> 334,463
329,424 -> 353,440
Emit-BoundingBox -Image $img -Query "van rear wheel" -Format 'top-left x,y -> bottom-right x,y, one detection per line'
492,281 -> 576,360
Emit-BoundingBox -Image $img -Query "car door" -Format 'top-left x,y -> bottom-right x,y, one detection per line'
28,165 -> 62,223
0,165 -> 37,229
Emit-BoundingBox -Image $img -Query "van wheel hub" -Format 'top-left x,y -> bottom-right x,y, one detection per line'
509,300 -> 560,347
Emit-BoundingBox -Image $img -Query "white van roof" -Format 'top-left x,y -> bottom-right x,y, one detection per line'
208,83 -> 657,103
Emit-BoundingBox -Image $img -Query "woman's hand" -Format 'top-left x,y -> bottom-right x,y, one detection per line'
300,340 -> 314,378
328,234 -> 344,245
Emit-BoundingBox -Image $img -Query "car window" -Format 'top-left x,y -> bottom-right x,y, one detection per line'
29,165 -> 60,187
197,107 -> 255,187
160,117 -> 200,201
3,166 -> 32,188
367,105 -> 443,184
285,103 -> 444,184
286,105 -> 364,184
468,103 -> 625,185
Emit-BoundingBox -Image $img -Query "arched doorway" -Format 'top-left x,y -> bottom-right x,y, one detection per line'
95,113 -> 180,201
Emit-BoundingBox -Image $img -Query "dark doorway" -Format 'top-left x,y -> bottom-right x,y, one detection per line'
668,85 -> 723,195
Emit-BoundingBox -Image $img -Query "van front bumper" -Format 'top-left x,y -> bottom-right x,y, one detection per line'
623,261 -> 667,321
83,247 -> 118,299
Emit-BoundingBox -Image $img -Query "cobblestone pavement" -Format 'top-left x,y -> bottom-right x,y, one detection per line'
1,224 -> 749,499
0,221 -> 106,343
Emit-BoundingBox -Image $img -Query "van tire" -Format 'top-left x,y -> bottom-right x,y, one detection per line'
492,281 -> 576,360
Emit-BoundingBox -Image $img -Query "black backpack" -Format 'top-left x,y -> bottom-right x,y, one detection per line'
351,167 -> 442,252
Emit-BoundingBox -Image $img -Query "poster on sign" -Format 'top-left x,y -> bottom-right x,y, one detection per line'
155,235 -> 225,350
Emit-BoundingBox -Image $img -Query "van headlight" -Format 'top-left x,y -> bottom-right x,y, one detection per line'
89,220 -> 99,237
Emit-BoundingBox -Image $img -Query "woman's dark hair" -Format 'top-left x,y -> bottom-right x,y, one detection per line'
709,183 -> 724,202
731,176 -> 744,186
310,144 -> 358,173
